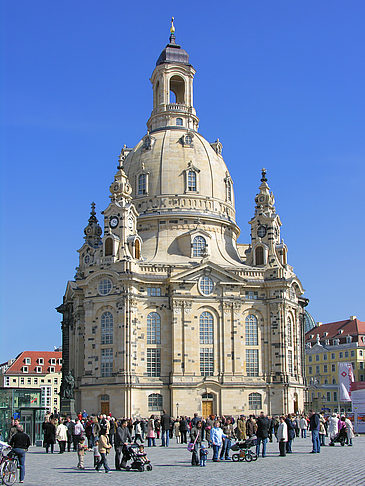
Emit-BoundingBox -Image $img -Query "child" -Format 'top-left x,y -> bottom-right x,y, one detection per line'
200,444 -> 208,467
136,444 -> 149,464
77,437 -> 88,469
93,439 -> 101,467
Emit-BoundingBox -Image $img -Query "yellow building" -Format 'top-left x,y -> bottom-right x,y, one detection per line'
1,351 -> 62,413
305,317 -> 365,412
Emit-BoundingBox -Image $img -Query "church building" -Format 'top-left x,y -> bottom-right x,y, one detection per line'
58,21 -> 307,418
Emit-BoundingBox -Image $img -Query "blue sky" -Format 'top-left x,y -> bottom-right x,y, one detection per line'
1,0 -> 364,362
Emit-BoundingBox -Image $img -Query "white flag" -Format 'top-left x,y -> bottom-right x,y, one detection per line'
338,362 -> 354,402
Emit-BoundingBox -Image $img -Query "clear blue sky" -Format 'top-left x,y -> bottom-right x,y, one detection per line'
1,0 -> 364,362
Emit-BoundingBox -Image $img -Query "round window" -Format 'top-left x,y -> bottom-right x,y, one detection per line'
84,255 -> 91,264
98,278 -> 112,295
200,276 -> 214,295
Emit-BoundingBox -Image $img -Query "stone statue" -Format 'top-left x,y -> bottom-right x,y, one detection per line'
62,371 -> 75,399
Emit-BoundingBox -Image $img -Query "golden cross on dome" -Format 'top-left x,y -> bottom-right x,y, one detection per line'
170,17 -> 175,34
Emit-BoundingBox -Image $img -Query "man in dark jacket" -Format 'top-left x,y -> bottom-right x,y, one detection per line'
255,412 -> 270,457
9,425 -> 31,483
160,410 -> 171,447
309,410 -> 321,453
114,420 -> 132,470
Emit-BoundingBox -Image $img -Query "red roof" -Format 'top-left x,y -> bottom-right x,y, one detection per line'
305,318 -> 365,344
5,351 -> 62,375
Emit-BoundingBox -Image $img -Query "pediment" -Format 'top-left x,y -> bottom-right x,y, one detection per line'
170,261 -> 246,285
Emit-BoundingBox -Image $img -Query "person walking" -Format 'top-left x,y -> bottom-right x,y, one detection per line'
309,410 -> 321,453
9,424 -> 30,484
256,412 -> 270,458
56,419 -> 68,454
76,437 -> 88,469
220,417 -> 234,460
95,428 -> 112,473
42,418 -> 56,454
114,420 -> 132,470
210,421 -> 226,462
190,420 -> 203,466
319,413 -> 326,446
345,416 -> 354,446
285,414 -> 295,453
179,416 -> 189,444
160,410 -> 171,447
276,416 -> 288,457
236,415 -> 246,441
246,415 -> 257,438
65,416 -> 75,452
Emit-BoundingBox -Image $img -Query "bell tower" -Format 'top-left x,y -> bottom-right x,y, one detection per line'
147,18 -> 199,132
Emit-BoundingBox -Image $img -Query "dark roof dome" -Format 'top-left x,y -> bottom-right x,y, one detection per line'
304,310 -> 316,334
156,17 -> 190,66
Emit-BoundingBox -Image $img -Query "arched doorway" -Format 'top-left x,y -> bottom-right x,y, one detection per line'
100,394 -> 110,415
293,393 -> 298,414
202,393 -> 214,417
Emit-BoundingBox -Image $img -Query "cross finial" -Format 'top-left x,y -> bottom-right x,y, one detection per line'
169,16 -> 176,44
261,168 -> 267,182
90,201 -> 96,215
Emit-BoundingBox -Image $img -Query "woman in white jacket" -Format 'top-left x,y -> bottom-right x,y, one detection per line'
328,413 -> 339,441
276,416 -> 288,457
56,419 -> 68,454
345,417 -> 354,446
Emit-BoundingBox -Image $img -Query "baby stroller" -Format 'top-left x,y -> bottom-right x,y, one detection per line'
231,435 -> 258,462
329,427 -> 347,447
123,444 -> 152,472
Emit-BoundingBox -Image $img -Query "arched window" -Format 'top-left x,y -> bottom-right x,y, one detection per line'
170,75 -> 185,103
287,316 -> 292,346
101,312 -> 113,345
105,238 -> 113,256
135,239 -> 141,259
227,181 -> 232,202
248,392 -> 262,410
138,174 -> 147,195
255,246 -> 264,265
185,134 -> 193,145
147,312 -> 161,344
202,393 -> 213,400
200,311 -> 214,344
245,315 -> 258,346
148,393 -> 163,411
193,236 -> 206,257
176,117 -> 183,126
187,170 -> 197,191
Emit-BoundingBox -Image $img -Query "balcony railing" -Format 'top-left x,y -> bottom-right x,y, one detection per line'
166,103 -> 189,112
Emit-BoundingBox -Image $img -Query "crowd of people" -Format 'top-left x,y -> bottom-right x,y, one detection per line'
4,408 -> 356,481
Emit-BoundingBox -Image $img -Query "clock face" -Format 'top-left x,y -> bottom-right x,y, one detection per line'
257,225 -> 266,238
109,216 -> 119,228
128,217 -> 134,229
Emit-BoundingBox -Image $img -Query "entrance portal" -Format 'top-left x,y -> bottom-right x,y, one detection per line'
202,393 -> 214,417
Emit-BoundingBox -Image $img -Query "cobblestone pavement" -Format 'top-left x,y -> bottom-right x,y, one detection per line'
18,435 -> 365,486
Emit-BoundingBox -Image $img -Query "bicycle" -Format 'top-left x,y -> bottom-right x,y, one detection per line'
0,444 -> 18,486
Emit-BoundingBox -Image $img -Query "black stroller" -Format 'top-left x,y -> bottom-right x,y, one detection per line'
329,427 -> 347,447
231,435 -> 258,462
123,444 -> 153,472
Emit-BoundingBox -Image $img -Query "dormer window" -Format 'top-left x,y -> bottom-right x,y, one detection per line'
346,335 -> 352,343
50,358 -> 56,365
24,357 -> 31,365
22,366 -> 28,373
187,170 -> 197,191
176,117 -> 183,126
38,358 -> 44,365
58,359 -> 62,365
35,366 -> 42,373
192,236 -> 206,257
49,366 -> 55,373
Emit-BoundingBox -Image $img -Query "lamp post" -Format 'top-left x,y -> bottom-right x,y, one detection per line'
176,402 -> 179,418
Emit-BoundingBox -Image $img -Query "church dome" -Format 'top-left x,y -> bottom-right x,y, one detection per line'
122,128 -> 236,225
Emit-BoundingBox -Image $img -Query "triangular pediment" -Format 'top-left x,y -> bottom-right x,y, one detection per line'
170,261 -> 247,284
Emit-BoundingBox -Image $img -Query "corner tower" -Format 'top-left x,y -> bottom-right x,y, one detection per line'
147,18 -> 199,132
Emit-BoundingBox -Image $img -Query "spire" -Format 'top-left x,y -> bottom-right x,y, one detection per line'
169,16 -> 176,44
84,202 -> 102,247
261,167 -> 267,183
254,168 -> 276,217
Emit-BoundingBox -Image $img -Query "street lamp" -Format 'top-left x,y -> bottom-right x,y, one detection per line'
176,402 -> 179,418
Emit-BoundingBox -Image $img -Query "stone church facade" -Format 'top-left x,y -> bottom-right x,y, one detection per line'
58,24 -> 307,418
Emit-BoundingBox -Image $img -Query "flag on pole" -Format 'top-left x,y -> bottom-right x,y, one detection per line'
338,362 -> 354,401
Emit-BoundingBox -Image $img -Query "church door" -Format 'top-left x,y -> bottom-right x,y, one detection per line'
202,400 -> 213,417
101,401 -> 110,415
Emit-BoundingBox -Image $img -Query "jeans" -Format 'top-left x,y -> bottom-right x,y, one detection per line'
161,430 -> 169,447
12,448 -> 26,482
180,430 -> 187,444
311,430 -> 320,453
256,437 -> 268,457
286,438 -> 293,453
148,437 -> 156,447
212,444 -> 220,461
220,438 -> 232,459
96,452 -> 110,472
301,429 -> 307,438
320,434 -> 325,446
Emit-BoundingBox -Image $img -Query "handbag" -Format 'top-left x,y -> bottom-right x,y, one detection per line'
187,431 -> 200,452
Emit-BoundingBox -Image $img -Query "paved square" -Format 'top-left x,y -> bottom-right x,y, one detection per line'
19,435 -> 365,486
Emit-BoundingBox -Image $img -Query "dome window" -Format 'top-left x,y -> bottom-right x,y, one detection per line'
255,246 -> 264,265
176,118 -> 183,126
187,170 -> 197,191
138,174 -> 147,195
192,236 -> 206,257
